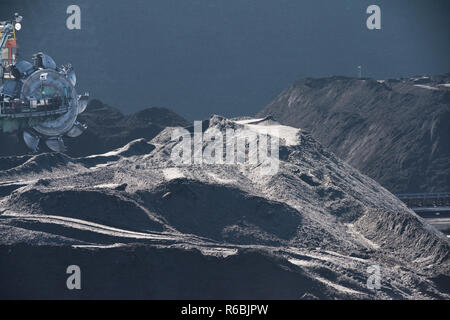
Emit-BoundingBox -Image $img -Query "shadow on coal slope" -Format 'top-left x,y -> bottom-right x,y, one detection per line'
138,179 -> 302,245
7,188 -> 165,233
0,244 -> 337,300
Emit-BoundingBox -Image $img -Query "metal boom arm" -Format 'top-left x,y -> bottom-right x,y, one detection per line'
0,24 -> 13,63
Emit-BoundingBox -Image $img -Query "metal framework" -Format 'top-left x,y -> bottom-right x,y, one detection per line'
396,192 -> 450,208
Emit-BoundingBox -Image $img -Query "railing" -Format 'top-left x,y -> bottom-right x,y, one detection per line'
0,101 -> 69,119
396,192 -> 450,199
396,192 -> 450,208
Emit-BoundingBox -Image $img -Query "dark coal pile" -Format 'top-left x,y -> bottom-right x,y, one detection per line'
257,74 -> 450,193
0,116 -> 448,299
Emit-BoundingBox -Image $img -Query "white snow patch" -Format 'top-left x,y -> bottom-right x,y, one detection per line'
207,172 -> 235,184
315,276 -> 364,295
412,76 -> 430,81
90,163 -> 112,170
413,255 -> 436,264
86,149 -> 121,158
93,183 -> 121,189
235,118 -> 265,125
163,167 -> 185,180
323,250 -> 368,263
72,243 -> 126,249
85,140 -> 149,158
234,118 -> 301,146
346,224 -> 380,250
414,84 -> 439,91
199,247 -> 238,257
247,124 -> 300,146
437,83 -> 450,88
2,212 -> 175,241
287,248 -> 346,265
288,258 -> 317,268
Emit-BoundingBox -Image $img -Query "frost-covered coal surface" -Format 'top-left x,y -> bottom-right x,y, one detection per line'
0,117 -> 448,299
